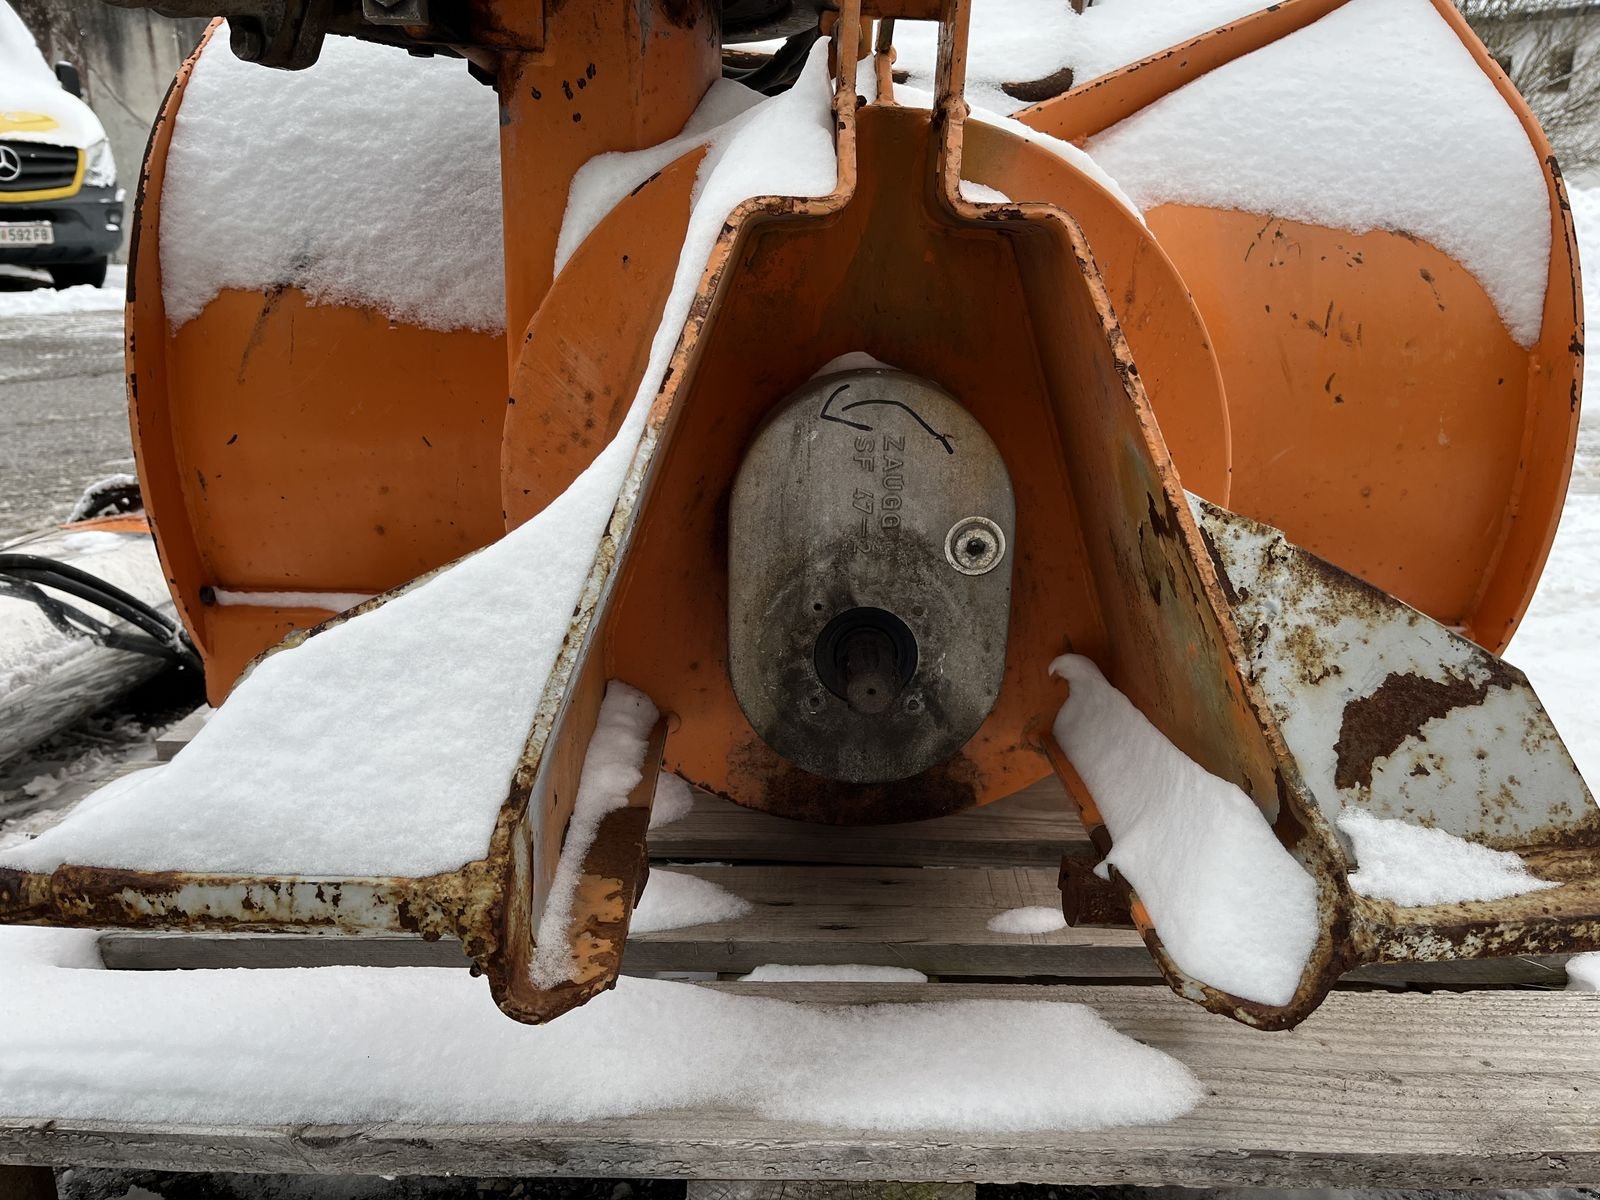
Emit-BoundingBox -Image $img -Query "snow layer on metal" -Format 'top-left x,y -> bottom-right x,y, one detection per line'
0,928 -> 1200,1131
160,29 -> 505,332
529,682 -> 660,986
1050,654 -> 1319,1008
1087,0 -> 1552,347
1338,809 -> 1556,907
0,47 -> 841,881
878,0 -> 1272,117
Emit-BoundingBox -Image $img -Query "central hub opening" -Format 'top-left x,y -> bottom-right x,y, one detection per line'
813,606 -> 918,715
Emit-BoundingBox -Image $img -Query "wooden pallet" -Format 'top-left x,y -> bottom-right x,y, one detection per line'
2,749 -> 1596,1188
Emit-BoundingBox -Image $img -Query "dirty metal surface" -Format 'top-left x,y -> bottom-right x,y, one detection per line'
1194,497 -> 1599,852
727,368 -> 1015,785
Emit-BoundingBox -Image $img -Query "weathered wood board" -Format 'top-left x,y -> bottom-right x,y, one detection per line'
1,984 -> 1596,1187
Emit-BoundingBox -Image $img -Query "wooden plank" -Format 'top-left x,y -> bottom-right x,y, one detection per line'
687,1185 -> 973,1200
624,865 -> 1147,976
0,985 -> 1597,1186
648,778 -> 1088,868
99,865 -> 1150,977
154,709 -> 209,762
96,863 -> 1574,988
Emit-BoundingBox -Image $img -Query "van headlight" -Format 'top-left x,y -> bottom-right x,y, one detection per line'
84,139 -> 116,188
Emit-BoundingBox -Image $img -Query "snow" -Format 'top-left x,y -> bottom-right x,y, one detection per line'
811,350 -> 897,376
1509,185 -> 1600,789
58,531 -> 122,554
555,78 -> 766,274
1050,654 -> 1319,1007
211,589 -> 375,611
0,267 -> 125,319
881,0 -> 1272,116
0,930 -> 1199,1131
528,682 -> 659,987
66,471 -> 139,522
867,79 -> 1141,219
1065,0 -> 1275,84
1087,0 -> 1551,347
987,905 -> 1067,935
648,772 -> 697,828
0,926 -> 102,970
160,29 -> 504,333
959,181 -> 1012,205
1566,952 -> 1600,991
0,528 -> 171,703
740,964 -> 928,982
0,48 -> 839,883
0,0 -> 56,88
631,870 -> 753,934
1337,809 -> 1557,907
0,0 -> 105,149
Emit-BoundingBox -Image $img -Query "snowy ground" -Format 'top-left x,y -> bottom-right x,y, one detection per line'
0,265 -> 132,541
1502,187 -> 1600,788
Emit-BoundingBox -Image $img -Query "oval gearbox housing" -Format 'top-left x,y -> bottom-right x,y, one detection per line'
728,367 -> 1015,783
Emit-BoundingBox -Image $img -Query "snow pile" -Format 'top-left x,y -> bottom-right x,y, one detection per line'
1510,185 -> 1600,789
65,470 -> 139,522
1087,0 -> 1550,346
649,773 -> 697,829
1337,810 -> 1557,907
1566,952 -> 1600,992
882,0 -> 1272,115
0,1 -> 57,87
0,938 -> 1199,1131
1050,655 -> 1319,1007
632,869 -> 752,934
740,964 -> 928,982
0,927 -> 103,970
1065,0 -> 1275,83
530,684 -> 660,986
865,77 -> 1141,218
0,267 -> 126,319
987,905 -> 1068,935
881,0 -> 1075,114
959,180 -> 1012,205
556,79 -> 765,273
161,30 -> 504,332
0,46 -> 840,883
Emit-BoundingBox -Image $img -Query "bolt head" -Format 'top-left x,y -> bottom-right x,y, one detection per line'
945,516 -> 1006,576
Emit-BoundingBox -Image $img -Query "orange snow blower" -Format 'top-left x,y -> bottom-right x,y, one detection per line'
2,0 -> 1598,1030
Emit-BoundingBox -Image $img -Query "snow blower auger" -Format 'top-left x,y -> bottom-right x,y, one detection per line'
1,0 -> 1597,1030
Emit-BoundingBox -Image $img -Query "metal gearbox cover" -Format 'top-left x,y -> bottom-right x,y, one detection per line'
728,368 -> 1015,783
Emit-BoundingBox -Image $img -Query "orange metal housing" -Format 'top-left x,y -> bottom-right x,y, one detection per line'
127,0 -> 1578,789
1013,0 -> 1582,651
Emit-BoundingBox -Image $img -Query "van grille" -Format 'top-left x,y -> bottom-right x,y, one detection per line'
0,141 -> 80,194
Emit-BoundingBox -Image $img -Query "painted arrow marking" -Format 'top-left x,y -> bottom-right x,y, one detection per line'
818,384 -> 955,455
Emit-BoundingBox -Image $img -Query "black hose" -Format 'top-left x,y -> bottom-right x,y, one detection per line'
0,553 -> 199,670
723,27 -> 823,95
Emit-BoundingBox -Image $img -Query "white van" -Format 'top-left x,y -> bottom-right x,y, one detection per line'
0,0 -> 124,288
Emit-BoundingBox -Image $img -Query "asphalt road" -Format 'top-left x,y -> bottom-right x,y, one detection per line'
0,271 -> 133,543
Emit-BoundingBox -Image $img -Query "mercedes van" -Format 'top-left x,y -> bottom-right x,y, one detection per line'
0,1 -> 124,288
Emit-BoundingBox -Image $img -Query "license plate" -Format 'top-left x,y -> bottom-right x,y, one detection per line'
0,222 -> 53,246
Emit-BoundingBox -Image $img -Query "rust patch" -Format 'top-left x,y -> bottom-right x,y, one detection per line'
1001,66 -> 1074,103
724,735 -> 984,824
1334,665 -> 1514,791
